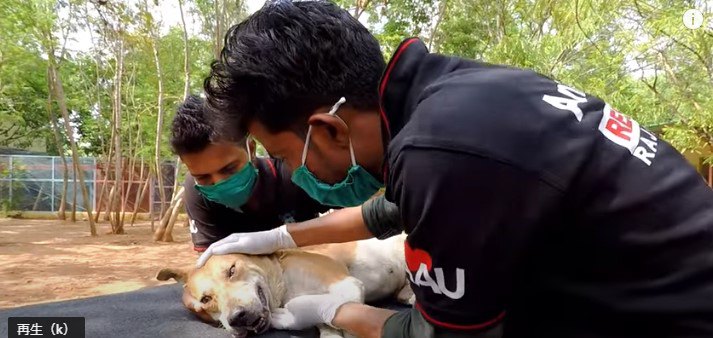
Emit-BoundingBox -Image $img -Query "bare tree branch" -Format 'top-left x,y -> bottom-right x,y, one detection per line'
642,54 -> 713,148
354,0 -> 372,20
428,0 -> 447,51
655,30 -> 712,84
658,51 -> 703,112
574,0 -> 604,55
57,0 -> 74,65
632,0 -> 712,84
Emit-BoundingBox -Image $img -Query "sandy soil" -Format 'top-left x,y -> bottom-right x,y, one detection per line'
0,218 -> 197,309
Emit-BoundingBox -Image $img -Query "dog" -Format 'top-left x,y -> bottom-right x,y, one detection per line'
157,233 -> 412,338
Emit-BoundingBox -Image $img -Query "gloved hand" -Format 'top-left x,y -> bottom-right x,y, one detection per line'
196,225 -> 297,268
270,294 -> 352,330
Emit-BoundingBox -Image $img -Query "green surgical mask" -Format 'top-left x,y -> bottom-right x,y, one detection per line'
291,97 -> 383,207
194,139 -> 258,211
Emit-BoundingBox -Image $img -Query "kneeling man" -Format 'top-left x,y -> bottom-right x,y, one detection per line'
169,95 -> 331,252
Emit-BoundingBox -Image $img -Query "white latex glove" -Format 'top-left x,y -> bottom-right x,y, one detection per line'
196,225 -> 297,268
270,294 -> 352,330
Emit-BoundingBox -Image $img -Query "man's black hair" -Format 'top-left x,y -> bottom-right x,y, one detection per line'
170,95 -> 220,155
203,0 -> 386,140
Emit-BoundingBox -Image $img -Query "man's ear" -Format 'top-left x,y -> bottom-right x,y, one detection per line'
156,268 -> 189,284
307,113 -> 350,147
248,138 -> 257,158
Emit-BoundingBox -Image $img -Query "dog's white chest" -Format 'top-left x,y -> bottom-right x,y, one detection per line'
349,235 -> 408,302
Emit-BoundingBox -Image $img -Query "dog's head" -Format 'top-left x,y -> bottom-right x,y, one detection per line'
157,254 -> 277,338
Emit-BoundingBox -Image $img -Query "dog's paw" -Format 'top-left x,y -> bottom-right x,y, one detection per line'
270,308 -> 298,330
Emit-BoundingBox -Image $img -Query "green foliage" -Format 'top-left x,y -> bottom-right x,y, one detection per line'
625,1 -> 713,156
0,159 -> 30,212
1,0 -> 711,170
351,0 -> 712,162
0,1 -> 53,149
459,0 -> 710,162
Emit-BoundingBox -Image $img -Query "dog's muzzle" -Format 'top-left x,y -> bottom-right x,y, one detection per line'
228,285 -> 270,338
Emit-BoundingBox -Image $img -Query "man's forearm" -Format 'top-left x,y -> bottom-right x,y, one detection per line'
332,303 -> 397,338
286,206 -> 374,247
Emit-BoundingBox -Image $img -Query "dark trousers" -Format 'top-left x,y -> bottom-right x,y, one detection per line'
382,308 -> 503,338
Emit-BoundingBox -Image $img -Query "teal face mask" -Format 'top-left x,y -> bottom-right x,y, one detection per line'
291,97 -> 383,207
194,139 -> 258,211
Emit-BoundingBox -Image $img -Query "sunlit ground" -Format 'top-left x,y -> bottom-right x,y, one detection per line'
0,218 -> 196,309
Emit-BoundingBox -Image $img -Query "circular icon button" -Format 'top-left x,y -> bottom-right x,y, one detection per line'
683,9 -> 704,29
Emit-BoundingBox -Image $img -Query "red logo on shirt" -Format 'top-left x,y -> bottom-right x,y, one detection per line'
405,241 -> 432,272
597,103 -> 659,166
404,242 -> 465,300
604,108 -> 633,142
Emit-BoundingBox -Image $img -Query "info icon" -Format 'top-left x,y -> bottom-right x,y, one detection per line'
683,9 -> 704,30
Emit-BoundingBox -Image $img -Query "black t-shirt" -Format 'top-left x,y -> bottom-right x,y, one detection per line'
185,157 -> 330,251
376,38 -> 713,337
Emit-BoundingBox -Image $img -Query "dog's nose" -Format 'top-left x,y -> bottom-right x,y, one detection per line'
228,307 -> 258,328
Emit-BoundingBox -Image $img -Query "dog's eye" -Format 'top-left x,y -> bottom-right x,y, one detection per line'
200,295 -> 212,304
228,264 -> 236,277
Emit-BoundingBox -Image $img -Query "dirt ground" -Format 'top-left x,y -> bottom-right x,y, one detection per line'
0,217 -> 197,309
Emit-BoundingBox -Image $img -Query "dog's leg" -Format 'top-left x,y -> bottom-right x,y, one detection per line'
396,283 -> 415,305
328,276 -> 365,304
318,324 -> 344,338
316,276 -> 364,338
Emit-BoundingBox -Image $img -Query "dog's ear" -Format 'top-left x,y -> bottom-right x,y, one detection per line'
156,268 -> 188,283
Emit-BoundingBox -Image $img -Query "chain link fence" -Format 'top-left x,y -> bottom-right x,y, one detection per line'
0,154 -> 180,219
0,155 -> 97,212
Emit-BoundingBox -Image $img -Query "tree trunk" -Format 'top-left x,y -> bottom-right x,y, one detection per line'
58,152 -> 69,220
154,199 -> 172,241
87,3 -> 106,225
169,157 -> 181,203
32,184 -> 45,211
104,182 -> 114,221
95,123 -> 116,223
178,0 -> 190,101
120,157 -> 134,226
133,176 -> 151,225
165,0 -> 192,227
130,158 -> 148,226
428,0 -> 448,52
93,168 -> 103,223
213,0 -> 224,60
121,118 -> 141,226
70,166 -> 77,222
150,174 -> 155,231
46,77 -> 68,220
162,189 -> 186,242
150,23 -> 167,225
107,184 -> 117,224
154,186 -> 185,242
111,38 -> 125,234
93,161 -> 108,223
48,59 -> 97,236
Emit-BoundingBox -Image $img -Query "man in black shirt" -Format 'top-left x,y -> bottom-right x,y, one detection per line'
197,1 -> 713,338
170,95 -> 329,252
